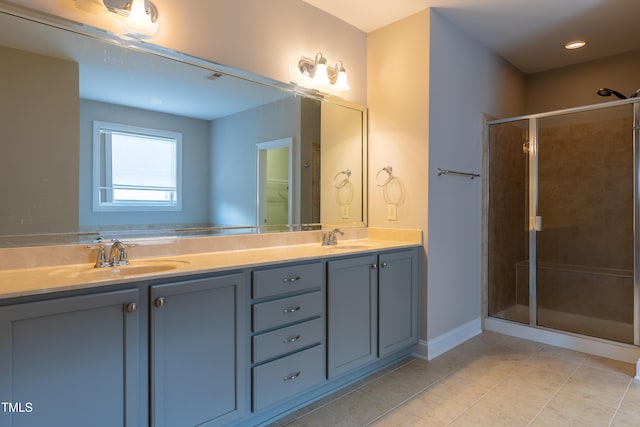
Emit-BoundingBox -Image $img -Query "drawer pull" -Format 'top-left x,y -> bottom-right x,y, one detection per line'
283,334 -> 301,343
283,276 -> 301,283
282,306 -> 301,314
381,262 -> 388,268
283,371 -> 301,381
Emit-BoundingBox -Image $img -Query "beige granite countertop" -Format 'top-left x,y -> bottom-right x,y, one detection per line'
0,228 -> 421,300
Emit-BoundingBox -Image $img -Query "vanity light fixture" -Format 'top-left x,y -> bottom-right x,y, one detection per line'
74,0 -> 159,34
298,52 -> 351,91
564,40 -> 587,50
75,0 -> 108,15
124,0 -> 154,29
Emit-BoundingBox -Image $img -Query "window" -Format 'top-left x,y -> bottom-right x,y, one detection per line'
93,121 -> 182,211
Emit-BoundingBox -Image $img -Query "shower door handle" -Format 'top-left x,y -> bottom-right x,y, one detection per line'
533,216 -> 542,231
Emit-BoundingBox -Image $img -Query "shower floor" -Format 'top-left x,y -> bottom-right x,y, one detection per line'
492,304 -> 633,344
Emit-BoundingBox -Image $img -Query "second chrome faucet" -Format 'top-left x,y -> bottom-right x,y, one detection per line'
322,228 -> 344,246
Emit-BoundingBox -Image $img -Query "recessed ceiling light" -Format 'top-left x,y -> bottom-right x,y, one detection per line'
564,40 -> 587,50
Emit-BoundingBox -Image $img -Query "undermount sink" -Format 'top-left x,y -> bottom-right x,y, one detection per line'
49,259 -> 190,281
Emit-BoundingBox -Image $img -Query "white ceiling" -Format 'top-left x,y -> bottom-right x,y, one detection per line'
302,0 -> 640,74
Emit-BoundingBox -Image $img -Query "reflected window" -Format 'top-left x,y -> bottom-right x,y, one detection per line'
93,121 -> 182,211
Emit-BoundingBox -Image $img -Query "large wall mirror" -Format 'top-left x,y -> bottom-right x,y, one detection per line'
0,7 -> 367,247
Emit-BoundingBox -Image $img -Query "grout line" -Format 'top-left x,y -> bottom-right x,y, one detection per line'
283,333 -> 638,426
362,367 -> 459,426
443,350 -> 540,426
281,357 -> 417,426
607,377 -> 634,427
525,357 -> 585,427
367,343 -> 534,426
362,384 -> 440,426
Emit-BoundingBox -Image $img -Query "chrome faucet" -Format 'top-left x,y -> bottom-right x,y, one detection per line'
109,239 -> 130,266
87,243 -> 110,268
322,228 -> 344,246
87,238 -> 135,268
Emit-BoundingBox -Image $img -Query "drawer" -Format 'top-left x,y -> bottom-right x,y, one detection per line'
253,345 -> 325,411
253,317 -> 323,363
252,262 -> 323,299
253,291 -> 323,332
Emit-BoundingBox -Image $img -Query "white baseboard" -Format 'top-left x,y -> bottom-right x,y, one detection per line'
411,317 -> 640,378
485,317 -> 640,365
420,318 -> 482,361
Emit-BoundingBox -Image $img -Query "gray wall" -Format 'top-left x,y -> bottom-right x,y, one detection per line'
427,10 -> 526,341
525,49 -> 640,114
209,96 -> 301,227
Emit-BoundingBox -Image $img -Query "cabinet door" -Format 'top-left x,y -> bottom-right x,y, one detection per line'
379,249 -> 419,357
151,274 -> 246,427
327,255 -> 378,378
0,288 -> 140,427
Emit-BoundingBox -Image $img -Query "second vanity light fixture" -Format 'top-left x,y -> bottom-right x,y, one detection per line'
74,0 -> 159,35
298,52 -> 351,92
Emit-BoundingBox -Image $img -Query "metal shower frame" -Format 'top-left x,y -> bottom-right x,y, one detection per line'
486,97 -> 640,346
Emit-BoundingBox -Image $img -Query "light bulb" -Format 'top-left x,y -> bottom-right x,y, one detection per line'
125,0 -> 152,29
313,63 -> 330,85
564,40 -> 587,50
333,69 -> 350,91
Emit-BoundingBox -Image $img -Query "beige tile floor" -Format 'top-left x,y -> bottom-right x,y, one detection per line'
271,332 -> 640,427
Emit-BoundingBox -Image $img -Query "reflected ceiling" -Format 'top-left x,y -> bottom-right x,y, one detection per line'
0,12 -> 289,120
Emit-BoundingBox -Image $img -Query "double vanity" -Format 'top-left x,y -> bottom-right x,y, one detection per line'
0,5 -> 419,426
0,229 -> 421,427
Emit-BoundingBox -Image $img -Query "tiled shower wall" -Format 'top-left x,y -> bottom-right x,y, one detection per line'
534,114 -> 634,326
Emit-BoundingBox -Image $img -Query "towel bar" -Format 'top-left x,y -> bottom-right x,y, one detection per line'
437,168 -> 480,180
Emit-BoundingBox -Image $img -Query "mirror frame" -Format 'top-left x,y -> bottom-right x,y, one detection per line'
0,3 -> 368,247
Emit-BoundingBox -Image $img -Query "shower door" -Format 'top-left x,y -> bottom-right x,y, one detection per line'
487,119 -> 531,324
535,104 -> 635,343
487,101 -> 639,345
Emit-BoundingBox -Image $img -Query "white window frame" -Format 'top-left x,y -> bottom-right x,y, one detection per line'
92,120 -> 183,212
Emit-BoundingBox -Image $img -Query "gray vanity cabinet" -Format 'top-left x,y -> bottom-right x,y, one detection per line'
328,248 -> 419,378
150,273 -> 247,427
0,288 -> 140,427
251,262 -> 326,412
327,254 -> 379,378
378,250 -> 419,357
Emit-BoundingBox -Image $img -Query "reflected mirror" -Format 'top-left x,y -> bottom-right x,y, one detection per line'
0,7 -> 367,246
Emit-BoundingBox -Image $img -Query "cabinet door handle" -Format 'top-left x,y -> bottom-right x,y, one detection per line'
381,262 -> 388,269
283,276 -> 301,283
371,263 -> 378,269
124,302 -> 137,313
154,297 -> 166,308
283,371 -> 301,381
283,335 -> 301,343
282,306 -> 301,314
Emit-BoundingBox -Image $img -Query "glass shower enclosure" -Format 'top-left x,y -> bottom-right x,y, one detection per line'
486,99 -> 640,345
